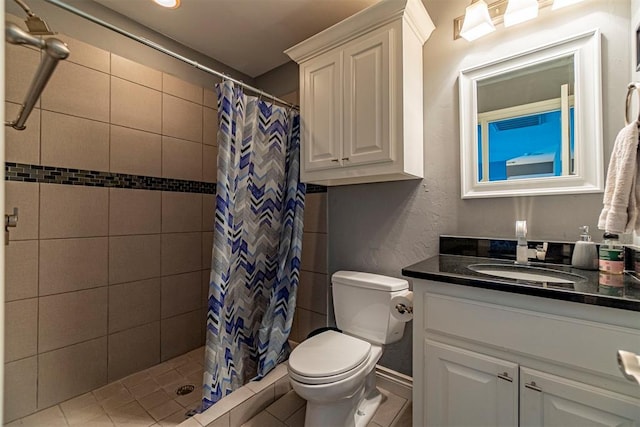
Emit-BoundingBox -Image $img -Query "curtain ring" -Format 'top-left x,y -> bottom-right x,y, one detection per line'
625,82 -> 640,125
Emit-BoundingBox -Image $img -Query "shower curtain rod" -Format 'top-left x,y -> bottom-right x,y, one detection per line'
42,0 -> 300,111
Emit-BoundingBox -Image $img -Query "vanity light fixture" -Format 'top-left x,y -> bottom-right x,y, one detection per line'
459,0 -> 495,42
454,0 -> 584,41
504,0 -> 539,27
152,0 -> 180,9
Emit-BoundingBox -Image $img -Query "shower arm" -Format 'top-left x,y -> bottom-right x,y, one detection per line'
14,0 -> 37,18
4,23 -> 70,131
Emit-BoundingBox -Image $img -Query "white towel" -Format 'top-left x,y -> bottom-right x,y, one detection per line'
598,120 -> 640,234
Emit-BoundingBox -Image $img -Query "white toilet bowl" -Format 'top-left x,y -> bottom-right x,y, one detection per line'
288,330 -> 383,427
287,271 -> 410,427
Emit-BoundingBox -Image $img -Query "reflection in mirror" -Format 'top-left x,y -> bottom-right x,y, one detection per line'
477,56 -> 575,182
459,29 -> 603,198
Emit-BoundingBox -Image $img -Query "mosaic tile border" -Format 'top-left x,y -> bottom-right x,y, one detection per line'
5,162 -> 216,194
306,184 -> 327,193
5,163 -> 327,194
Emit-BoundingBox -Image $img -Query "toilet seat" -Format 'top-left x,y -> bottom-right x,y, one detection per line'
289,331 -> 371,385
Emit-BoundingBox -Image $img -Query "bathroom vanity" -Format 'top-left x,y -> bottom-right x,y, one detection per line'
403,242 -> 640,426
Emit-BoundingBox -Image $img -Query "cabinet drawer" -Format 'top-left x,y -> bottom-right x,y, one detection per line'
424,293 -> 640,380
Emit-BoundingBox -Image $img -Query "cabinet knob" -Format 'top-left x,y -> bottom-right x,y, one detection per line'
331,159 -> 339,162
341,157 -> 350,161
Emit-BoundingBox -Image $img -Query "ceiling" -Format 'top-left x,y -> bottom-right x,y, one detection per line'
94,0 -> 381,78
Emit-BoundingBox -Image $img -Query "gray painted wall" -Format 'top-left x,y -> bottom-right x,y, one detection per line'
255,61 -> 299,99
329,0 -> 631,375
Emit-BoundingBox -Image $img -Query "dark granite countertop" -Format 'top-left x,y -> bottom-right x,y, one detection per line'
402,254 -> 640,312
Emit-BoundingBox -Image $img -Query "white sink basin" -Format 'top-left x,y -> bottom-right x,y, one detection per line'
468,263 -> 586,284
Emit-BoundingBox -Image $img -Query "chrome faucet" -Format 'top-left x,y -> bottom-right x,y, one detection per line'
515,220 -> 528,264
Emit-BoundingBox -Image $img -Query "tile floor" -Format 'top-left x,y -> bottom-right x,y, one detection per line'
240,387 -> 411,427
5,345 -> 412,427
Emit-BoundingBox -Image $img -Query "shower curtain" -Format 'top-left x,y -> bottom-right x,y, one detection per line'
203,81 -> 305,407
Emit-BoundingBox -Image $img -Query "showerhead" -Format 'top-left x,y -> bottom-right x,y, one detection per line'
13,0 -> 56,35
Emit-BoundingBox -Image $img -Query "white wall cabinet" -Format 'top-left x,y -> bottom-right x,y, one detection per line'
413,280 -> 640,426
286,0 -> 435,186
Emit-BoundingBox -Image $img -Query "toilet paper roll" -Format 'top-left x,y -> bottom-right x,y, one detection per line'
390,290 -> 414,322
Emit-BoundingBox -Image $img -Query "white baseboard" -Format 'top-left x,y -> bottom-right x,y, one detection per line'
375,365 -> 413,401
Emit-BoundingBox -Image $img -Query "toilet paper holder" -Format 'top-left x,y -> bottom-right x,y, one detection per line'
395,302 -> 413,315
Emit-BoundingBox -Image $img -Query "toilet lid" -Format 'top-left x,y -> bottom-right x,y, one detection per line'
289,331 -> 371,378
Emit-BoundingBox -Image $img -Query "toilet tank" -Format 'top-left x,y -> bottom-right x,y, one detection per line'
332,271 -> 409,345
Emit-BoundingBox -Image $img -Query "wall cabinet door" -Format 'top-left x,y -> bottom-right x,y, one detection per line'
342,27 -> 393,167
520,367 -> 640,427
425,340 -> 519,427
300,51 -> 342,172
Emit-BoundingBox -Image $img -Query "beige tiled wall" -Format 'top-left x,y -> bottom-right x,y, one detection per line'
290,191 -> 329,343
4,28 -> 218,423
286,87 -> 329,343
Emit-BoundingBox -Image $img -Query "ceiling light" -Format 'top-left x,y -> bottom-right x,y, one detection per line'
459,0 -> 496,42
153,0 -> 180,9
504,0 -> 539,27
552,0 -> 583,10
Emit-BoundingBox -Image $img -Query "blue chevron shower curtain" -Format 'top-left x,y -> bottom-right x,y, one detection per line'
203,81 -> 305,407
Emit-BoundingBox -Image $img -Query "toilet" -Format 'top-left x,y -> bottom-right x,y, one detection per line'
288,271 -> 409,427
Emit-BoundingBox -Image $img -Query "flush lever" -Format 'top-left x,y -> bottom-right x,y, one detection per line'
5,207 -> 19,245
395,303 -> 413,315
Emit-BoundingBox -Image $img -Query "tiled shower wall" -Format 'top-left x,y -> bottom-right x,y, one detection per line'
292,191 -> 329,343
3,20 -> 217,422
3,17 -> 328,423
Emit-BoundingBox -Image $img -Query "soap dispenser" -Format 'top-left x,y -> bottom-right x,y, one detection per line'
571,226 -> 598,270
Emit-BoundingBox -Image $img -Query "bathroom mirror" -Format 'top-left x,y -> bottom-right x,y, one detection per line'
459,29 -> 603,198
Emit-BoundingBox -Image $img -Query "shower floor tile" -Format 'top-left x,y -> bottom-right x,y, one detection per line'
7,347 -> 207,426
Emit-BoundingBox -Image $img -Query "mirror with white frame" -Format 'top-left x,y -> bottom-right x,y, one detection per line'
459,29 -> 603,199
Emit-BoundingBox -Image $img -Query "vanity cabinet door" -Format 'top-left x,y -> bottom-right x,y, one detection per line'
424,340 -> 518,427
520,367 -> 640,427
342,25 -> 393,167
300,50 -> 343,172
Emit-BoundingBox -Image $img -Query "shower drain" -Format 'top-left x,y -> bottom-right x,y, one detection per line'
176,384 -> 196,396
185,408 -> 199,417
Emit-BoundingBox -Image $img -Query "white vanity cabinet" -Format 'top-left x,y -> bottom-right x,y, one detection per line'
285,0 -> 434,186
413,280 -> 640,426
